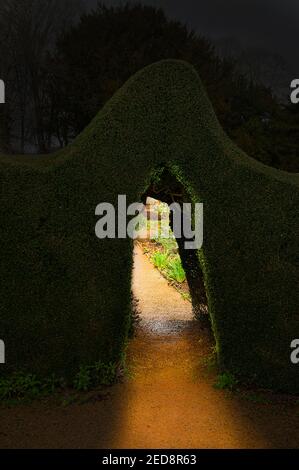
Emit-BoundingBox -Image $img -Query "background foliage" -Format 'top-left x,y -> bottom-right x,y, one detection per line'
0,2 -> 298,171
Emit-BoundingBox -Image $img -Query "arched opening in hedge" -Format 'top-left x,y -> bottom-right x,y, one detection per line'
139,166 -> 210,327
0,60 -> 297,392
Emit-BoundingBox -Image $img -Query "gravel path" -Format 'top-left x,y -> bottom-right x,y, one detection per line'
0,246 -> 298,448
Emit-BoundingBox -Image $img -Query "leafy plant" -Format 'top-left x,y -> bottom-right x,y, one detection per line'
73,361 -> 118,391
73,366 -> 92,391
151,251 -> 169,270
214,372 -> 239,391
93,361 -> 118,386
0,362 -> 119,402
166,258 -> 186,283
0,373 -> 42,400
0,372 -> 65,402
153,234 -> 177,254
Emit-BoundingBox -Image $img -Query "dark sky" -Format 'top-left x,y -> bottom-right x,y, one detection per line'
85,0 -> 298,70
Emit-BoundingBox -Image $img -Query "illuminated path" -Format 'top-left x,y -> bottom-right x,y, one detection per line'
0,247 -> 298,448
132,243 -> 194,333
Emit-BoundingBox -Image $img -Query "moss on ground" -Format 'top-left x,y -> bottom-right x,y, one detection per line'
0,60 -> 298,391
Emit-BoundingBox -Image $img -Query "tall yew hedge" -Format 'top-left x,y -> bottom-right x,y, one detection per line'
0,61 -> 298,391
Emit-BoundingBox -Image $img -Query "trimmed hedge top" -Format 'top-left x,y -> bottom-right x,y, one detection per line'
0,60 -> 298,392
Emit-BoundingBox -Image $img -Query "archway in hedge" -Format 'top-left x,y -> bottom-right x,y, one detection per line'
0,60 -> 298,392
141,167 -> 209,324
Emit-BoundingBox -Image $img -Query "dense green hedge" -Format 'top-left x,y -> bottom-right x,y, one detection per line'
0,60 -> 298,391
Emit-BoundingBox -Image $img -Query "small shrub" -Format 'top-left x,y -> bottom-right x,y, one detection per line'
153,235 -> 178,254
214,372 -> 239,391
0,362 -> 118,402
166,258 -> 186,283
0,372 -> 65,402
0,373 -> 42,400
151,251 -> 169,270
73,366 -> 92,391
73,361 -> 118,391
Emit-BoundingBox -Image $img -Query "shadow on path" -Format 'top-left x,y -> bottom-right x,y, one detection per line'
0,246 -> 298,448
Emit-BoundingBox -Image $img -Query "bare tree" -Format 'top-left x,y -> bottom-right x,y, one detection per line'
0,0 -> 84,153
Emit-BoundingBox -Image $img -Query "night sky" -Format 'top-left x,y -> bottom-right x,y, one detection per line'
85,0 -> 298,71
